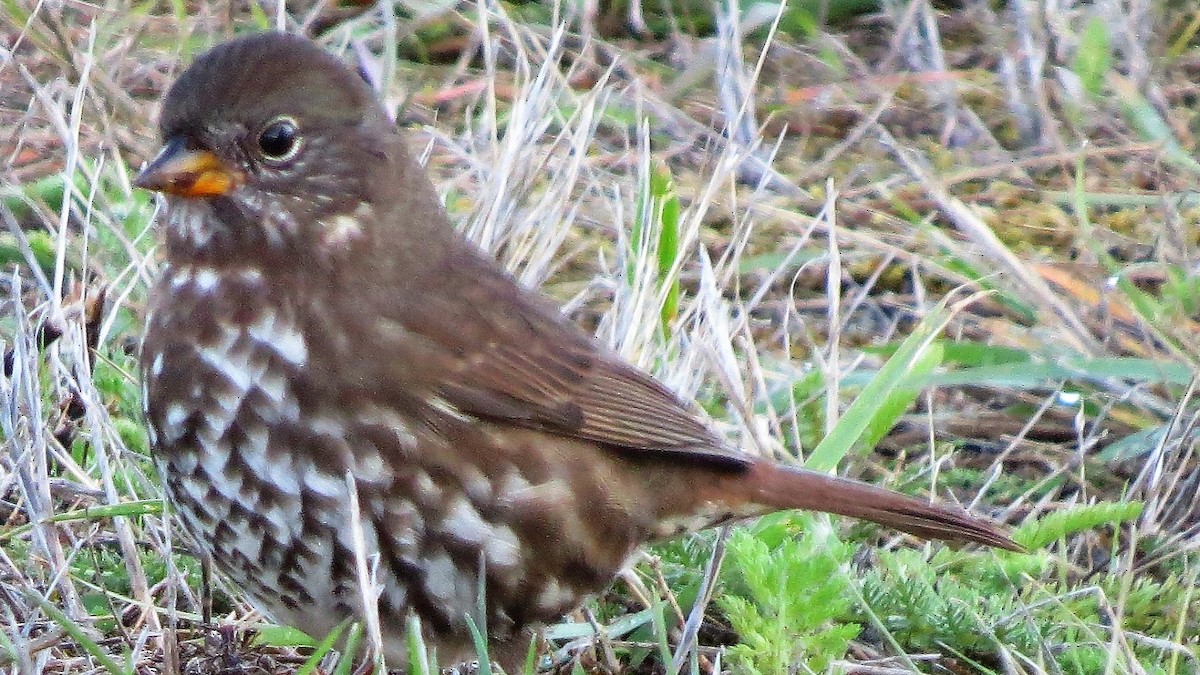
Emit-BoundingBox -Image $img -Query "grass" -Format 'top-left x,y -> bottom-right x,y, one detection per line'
3,0 -> 1200,672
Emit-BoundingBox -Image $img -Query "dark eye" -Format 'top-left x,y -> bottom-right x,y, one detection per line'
257,118 -> 300,160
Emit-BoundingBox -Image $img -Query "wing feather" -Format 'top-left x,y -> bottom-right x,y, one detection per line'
400,247 -> 746,467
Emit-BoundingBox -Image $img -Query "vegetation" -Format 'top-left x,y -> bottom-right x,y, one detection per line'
3,0 -> 1200,672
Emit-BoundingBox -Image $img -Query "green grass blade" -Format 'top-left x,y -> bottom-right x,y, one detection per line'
295,620 -> 349,675
27,589 -> 130,674
806,301 -> 950,472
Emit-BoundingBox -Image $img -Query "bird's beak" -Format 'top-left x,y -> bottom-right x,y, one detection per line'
135,137 -> 242,198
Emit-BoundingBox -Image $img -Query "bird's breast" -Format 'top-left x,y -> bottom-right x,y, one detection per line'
140,261 -> 364,629
139,261 -> 669,656
138,264 -> 538,639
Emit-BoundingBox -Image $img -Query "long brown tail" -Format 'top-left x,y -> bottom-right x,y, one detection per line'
731,461 -> 1023,552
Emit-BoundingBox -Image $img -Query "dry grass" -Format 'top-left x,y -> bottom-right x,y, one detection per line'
3,0 -> 1200,672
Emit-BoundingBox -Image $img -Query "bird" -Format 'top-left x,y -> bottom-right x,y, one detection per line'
134,31 -> 1019,671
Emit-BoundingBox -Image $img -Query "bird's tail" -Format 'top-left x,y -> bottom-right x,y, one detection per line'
727,460 -> 1023,552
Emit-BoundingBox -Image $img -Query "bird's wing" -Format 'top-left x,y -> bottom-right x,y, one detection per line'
405,247 -> 749,468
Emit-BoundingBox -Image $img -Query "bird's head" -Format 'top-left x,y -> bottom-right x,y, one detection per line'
136,32 -> 400,260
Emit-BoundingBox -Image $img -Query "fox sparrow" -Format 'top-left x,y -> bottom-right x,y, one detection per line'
136,32 -> 1018,670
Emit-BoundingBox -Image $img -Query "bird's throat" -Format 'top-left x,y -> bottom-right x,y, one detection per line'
162,195 -> 310,267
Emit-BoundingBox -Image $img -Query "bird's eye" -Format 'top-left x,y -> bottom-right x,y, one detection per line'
257,117 -> 301,161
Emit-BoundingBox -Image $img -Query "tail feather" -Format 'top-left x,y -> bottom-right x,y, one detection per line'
732,461 -> 1022,552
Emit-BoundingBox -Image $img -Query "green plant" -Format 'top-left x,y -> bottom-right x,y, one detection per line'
718,513 -> 860,673
631,160 -> 682,334
1073,17 -> 1112,98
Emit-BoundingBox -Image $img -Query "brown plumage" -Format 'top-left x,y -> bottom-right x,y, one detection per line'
136,32 -> 1019,670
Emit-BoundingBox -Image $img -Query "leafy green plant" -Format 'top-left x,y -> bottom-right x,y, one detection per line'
857,502 -> 1191,671
1013,501 -> 1142,551
858,548 -> 1039,669
718,513 -> 860,673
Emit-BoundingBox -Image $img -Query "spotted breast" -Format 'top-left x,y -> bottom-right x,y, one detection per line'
140,237 -> 657,666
